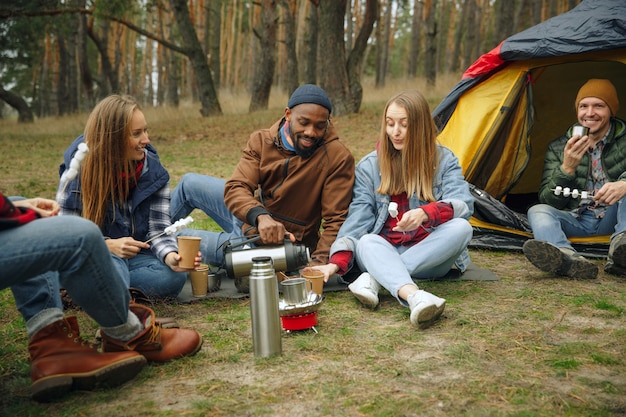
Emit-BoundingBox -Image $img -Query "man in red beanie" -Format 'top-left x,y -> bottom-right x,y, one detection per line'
523,78 -> 626,279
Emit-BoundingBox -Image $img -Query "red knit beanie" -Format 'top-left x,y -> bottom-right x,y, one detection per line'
575,79 -> 619,116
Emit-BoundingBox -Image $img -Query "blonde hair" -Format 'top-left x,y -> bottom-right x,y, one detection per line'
377,90 -> 438,201
80,94 -> 140,228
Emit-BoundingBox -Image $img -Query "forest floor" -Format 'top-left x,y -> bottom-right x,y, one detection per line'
0,78 -> 625,416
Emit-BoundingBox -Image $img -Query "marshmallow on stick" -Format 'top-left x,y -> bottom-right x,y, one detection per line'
57,143 -> 89,204
144,216 -> 194,243
61,142 -> 89,183
388,202 -> 399,218
552,186 -> 591,199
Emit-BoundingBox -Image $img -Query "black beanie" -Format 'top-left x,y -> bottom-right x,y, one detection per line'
287,84 -> 332,114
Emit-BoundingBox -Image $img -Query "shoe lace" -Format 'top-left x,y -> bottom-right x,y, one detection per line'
143,322 -> 162,346
63,324 -> 96,349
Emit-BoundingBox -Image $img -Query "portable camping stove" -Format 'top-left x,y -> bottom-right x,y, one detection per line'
279,293 -> 324,333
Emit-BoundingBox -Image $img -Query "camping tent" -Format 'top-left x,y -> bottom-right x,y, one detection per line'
432,0 -> 626,256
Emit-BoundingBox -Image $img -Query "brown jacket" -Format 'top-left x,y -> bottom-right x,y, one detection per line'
224,118 -> 355,265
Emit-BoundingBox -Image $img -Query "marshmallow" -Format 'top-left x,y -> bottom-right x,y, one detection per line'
164,216 -> 194,235
388,202 -> 398,218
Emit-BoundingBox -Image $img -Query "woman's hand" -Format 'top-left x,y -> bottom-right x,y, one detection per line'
14,198 -> 60,217
106,237 -> 149,259
302,264 -> 338,282
393,208 -> 428,232
165,250 -> 203,272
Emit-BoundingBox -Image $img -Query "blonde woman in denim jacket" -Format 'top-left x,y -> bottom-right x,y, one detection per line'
309,90 -> 474,329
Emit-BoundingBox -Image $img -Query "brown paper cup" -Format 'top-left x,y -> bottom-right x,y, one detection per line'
189,264 -> 209,297
302,270 -> 324,295
177,236 -> 201,269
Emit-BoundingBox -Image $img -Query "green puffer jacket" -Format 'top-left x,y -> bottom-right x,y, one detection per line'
538,117 -> 626,210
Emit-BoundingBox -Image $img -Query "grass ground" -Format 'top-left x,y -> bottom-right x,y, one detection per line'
0,77 -> 625,416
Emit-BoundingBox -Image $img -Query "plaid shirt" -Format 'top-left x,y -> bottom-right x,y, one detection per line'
331,194 -> 454,273
577,132 -> 609,219
0,193 -> 39,230
57,151 -> 177,262
381,193 -> 453,246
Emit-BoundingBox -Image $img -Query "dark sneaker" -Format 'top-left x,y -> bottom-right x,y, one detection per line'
522,239 -> 564,273
561,253 -> 598,279
523,239 -> 597,279
604,260 -> 626,276
606,232 -> 626,276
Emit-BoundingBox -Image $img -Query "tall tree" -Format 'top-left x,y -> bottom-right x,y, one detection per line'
208,0 -> 221,87
169,0 -> 221,116
424,0 -> 437,86
278,0 -> 298,96
318,0 -> 377,116
303,0 -> 319,84
407,0 -> 423,77
461,0 -> 477,71
450,0 -> 469,73
375,0 -> 393,87
249,0 -> 277,112
494,0 -> 514,45
77,0 -> 94,108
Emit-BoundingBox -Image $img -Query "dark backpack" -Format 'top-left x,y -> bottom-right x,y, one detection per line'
469,184 -> 532,233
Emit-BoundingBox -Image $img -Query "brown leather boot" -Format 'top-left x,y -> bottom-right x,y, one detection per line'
101,304 -> 202,363
28,316 -> 146,402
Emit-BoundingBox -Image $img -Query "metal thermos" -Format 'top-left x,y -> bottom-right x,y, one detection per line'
224,239 -> 311,279
249,256 -> 282,357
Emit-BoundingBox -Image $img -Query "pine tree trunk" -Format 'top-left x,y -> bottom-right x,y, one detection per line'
169,0 -> 221,116
249,0 -> 277,112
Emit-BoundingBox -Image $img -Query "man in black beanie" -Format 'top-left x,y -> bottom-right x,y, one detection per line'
170,85 -> 355,289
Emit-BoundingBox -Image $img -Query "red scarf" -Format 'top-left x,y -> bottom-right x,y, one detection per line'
116,158 -> 144,198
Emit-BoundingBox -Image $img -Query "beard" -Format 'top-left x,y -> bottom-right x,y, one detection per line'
289,125 -> 327,159
294,136 -> 320,158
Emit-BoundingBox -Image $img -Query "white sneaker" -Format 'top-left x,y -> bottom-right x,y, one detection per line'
347,272 -> 381,309
408,290 -> 446,329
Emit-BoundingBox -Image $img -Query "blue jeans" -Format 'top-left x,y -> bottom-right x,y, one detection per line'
2,216 -> 130,327
170,173 -> 244,267
112,253 -> 186,299
527,201 -> 626,250
355,218 -> 472,306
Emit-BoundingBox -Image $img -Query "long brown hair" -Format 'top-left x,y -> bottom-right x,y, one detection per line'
377,90 -> 438,201
80,95 -> 140,228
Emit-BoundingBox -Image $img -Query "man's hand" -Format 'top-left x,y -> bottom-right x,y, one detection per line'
106,237 -> 149,259
14,198 -> 60,217
562,134 -> 590,175
256,214 -> 295,245
594,181 -> 626,206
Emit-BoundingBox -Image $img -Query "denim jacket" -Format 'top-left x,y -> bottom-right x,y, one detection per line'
330,145 -> 474,272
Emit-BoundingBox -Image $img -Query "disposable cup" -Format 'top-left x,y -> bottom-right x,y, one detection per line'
177,236 -> 201,269
189,264 -> 209,297
302,270 -> 324,295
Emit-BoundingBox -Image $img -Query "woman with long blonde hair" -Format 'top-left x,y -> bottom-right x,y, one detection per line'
312,90 -> 474,328
57,94 -> 195,300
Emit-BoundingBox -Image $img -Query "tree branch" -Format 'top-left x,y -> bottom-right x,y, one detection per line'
0,7 -> 188,55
